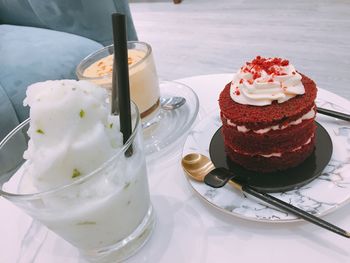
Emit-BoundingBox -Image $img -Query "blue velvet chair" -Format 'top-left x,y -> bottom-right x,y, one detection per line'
0,0 -> 137,140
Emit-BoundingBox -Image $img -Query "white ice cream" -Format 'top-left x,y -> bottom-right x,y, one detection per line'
12,80 -> 151,251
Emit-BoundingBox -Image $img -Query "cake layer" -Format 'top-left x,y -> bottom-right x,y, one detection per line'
225,136 -> 316,173
221,106 -> 316,134
219,74 -> 317,130
221,118 -> 316,155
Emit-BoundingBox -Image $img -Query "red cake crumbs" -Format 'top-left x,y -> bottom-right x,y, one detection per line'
235,87 -> 240,95
241,56 -> 291,82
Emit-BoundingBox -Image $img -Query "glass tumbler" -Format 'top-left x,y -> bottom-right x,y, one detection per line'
76,41 -> 161,125
0,102 -> 155,263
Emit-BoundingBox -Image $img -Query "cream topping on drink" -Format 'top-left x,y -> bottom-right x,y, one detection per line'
230,56 -> 305,106
83,51 -> 144,78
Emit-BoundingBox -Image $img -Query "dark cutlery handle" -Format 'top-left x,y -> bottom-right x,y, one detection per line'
317,107 -> 350,122
204,167 -> 235,188
242,184 -> 350,238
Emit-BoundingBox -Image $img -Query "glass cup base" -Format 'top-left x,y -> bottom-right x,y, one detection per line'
80,205 -> 156,263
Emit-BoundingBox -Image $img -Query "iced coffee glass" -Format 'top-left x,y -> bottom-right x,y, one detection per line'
0,102 -> 155,263
76,42 -> 160,125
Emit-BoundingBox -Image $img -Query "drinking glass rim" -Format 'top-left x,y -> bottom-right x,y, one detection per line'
0,102 -> 141,200
76,41 -> 152,81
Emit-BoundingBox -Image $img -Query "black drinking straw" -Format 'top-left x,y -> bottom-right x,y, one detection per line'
111,13 -> 133,154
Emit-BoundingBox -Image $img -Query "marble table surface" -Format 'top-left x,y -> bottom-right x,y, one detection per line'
1,74 -> 349,263
130,0 -> 350,100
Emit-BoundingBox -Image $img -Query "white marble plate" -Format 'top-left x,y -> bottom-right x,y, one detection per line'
182,98 -> 350,222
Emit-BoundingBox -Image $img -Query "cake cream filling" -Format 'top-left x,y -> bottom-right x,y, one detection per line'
225,107 -> 316,134
231,135 -> 314,158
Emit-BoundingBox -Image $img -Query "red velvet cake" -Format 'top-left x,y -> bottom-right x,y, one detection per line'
218,56 -> 317,173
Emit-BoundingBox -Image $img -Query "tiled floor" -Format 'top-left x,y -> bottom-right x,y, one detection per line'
130,0 -> 350,100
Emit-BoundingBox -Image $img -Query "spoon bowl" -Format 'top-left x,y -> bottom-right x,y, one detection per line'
181,153 -> 214,182
160,96 -> 186,110
182,153 -> 238,188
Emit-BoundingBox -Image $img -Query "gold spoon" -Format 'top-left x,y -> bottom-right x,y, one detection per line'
181,153 -> 350,239
181,153 -> 215,182
182,153 -> 240,189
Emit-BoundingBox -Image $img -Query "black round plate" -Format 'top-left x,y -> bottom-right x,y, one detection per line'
209,122 -> 333,193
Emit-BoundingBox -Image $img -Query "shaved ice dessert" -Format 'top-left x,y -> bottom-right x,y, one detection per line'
1,80 -> 155,262
20,80 -> 123,191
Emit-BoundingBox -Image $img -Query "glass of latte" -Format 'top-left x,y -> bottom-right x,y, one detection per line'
76,42 -> 160,125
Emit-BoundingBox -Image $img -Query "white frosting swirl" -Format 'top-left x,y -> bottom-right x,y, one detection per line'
230,57 -> 305,106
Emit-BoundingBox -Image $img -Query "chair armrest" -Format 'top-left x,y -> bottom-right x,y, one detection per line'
0,0 -> 137,45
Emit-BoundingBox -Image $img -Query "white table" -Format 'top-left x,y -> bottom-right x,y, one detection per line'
1,74 -> 350,263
